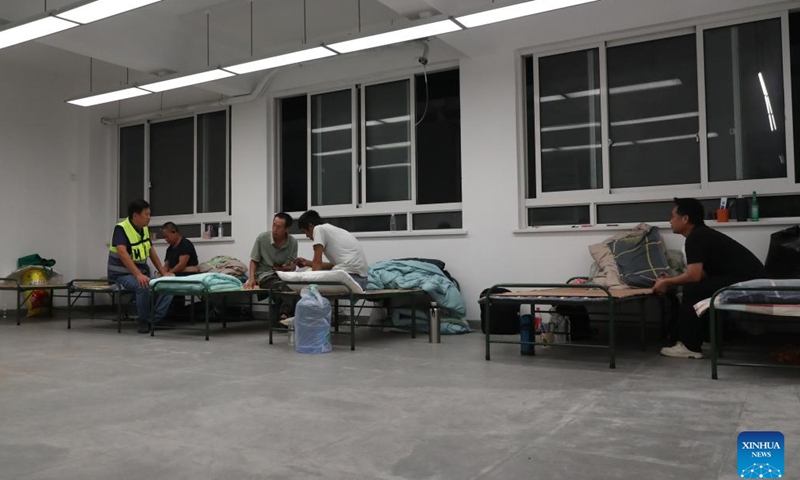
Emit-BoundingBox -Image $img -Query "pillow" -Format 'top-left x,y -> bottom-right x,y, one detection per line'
608,227 -> 673,288
277,270 -> 365,295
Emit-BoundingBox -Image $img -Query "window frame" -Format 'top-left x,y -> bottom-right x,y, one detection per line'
273,62 -> 463,229
518,9 -> 797,228
116,106 -> 231,226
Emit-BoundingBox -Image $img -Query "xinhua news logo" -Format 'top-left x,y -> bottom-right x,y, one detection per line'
738,431 -> 784,479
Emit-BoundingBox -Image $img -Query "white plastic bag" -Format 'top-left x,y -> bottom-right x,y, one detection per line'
294,285 -> 332,354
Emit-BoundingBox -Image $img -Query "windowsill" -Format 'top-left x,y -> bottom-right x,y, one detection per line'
293,229 -> 468,240
152,237 -> 236,245
514,218 -> 798,234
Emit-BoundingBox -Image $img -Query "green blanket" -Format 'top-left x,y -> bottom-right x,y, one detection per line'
150,273 -> 243,295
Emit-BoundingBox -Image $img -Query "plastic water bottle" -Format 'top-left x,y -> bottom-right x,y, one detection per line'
2,304 -> 6,319
287,323 -> 295,347
389,214 -> 397,231
218,223 -> 224,238
750,191 -> 759,222
520,314 -> 534,356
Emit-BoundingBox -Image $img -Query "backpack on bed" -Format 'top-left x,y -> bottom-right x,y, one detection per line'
479,288 -> 520,335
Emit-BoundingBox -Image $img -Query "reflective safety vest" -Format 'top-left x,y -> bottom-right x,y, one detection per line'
109,218 -> 151,265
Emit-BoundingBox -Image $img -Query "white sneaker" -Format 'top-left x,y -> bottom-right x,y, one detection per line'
660,341 -> 703,359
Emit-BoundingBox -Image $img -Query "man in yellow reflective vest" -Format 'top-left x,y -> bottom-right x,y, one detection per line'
108,199 -> 173,333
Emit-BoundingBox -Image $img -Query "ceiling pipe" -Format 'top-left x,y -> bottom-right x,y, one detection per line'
100,69 -> 278,125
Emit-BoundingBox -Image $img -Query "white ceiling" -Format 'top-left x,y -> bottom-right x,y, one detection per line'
0,0 -> 495,95
0,0 -> 791,102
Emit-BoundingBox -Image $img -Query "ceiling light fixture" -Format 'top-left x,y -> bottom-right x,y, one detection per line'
327,19 -> 462,54
139,69 -> 235,93
67,1 -> 602,106
226,46 -> 337,75
456,0 -> 599,28
0,16 -> 78,50
67,87 -> 151,107
57,0 -> 164,25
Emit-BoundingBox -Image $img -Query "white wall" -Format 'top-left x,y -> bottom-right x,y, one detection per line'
25,0 -> 795,319
0,47 -> 90,308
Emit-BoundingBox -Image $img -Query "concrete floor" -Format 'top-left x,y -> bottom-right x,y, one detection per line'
0,316 -> 797,480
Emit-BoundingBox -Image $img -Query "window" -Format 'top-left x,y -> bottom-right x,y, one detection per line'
705,19 -> 786,182
311,89 -> 353,206
279,95 -> 307,213
278,68 -> 462,232
538,49 -> 603,192
608,34 -> 700,188
118,124 -> 145,218
416,68 -> 462,204
365,80 -> 412,203
118,109 -> 230,222
522,14 -> 796,228
149,117 -> 194,216
528,205 -> 590,227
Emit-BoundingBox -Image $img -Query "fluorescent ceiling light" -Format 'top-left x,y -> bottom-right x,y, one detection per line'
758,72 -> 777,132
610,79 -> 682,94
328,20 -> 461,54
540,94 -> 566,102
610,112 -> 698,127
312,149 -> 353,157
540,79 -> 683,103
57,0 -> 163,25
366,142 -> 411,150
540,121 -> 600,133
367,164 -> 411,170
636,133 -> 696,145
312,124 -> 352,134
67,87 -> 151,107
140,69 -> 234,93
456,0 -> 599,28
559,143 -> 601,151
226,47 -> 336,75
0,16 -> 78,50
366,115 -> 410,126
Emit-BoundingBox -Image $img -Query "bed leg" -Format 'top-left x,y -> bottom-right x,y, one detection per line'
334,299 -> 339,333
350,299 -> 356,351
222,295 -> 228,329
711,306 -> 718,379
411,298 -> 416,340
268,291 -> 274,345
16,290 -> 21,326
67,288 -> 72,330
608,299 -> 616,369
205,295 -> 210,341
485,297 -> 492,361
117,291 -> 123,333
150,291 -> 155,337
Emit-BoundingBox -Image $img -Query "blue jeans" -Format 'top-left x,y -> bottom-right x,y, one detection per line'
114,274 -> 172,325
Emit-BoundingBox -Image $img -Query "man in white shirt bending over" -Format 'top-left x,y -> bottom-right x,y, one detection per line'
296,210 -> 370,289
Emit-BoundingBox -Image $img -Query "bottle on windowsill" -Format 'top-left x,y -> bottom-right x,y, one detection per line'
750,191 -> 759,222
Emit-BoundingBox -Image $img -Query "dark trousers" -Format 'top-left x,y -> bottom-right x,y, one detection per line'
257,273 -> 296,321
677,276 -> 740,352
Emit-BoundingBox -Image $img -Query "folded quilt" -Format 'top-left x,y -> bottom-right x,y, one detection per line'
150,273 -> 243,294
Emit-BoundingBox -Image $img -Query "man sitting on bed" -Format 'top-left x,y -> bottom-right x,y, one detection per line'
161,222 -> 199,276
655,197 -> 766,359
296,210 -> 370,290
243,213 -> 298,322
161,222 -> 199,314
108,199 -> 173,334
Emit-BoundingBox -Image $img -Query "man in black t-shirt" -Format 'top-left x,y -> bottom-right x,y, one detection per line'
655,198 -> 766,359
161,222 -> 199,276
